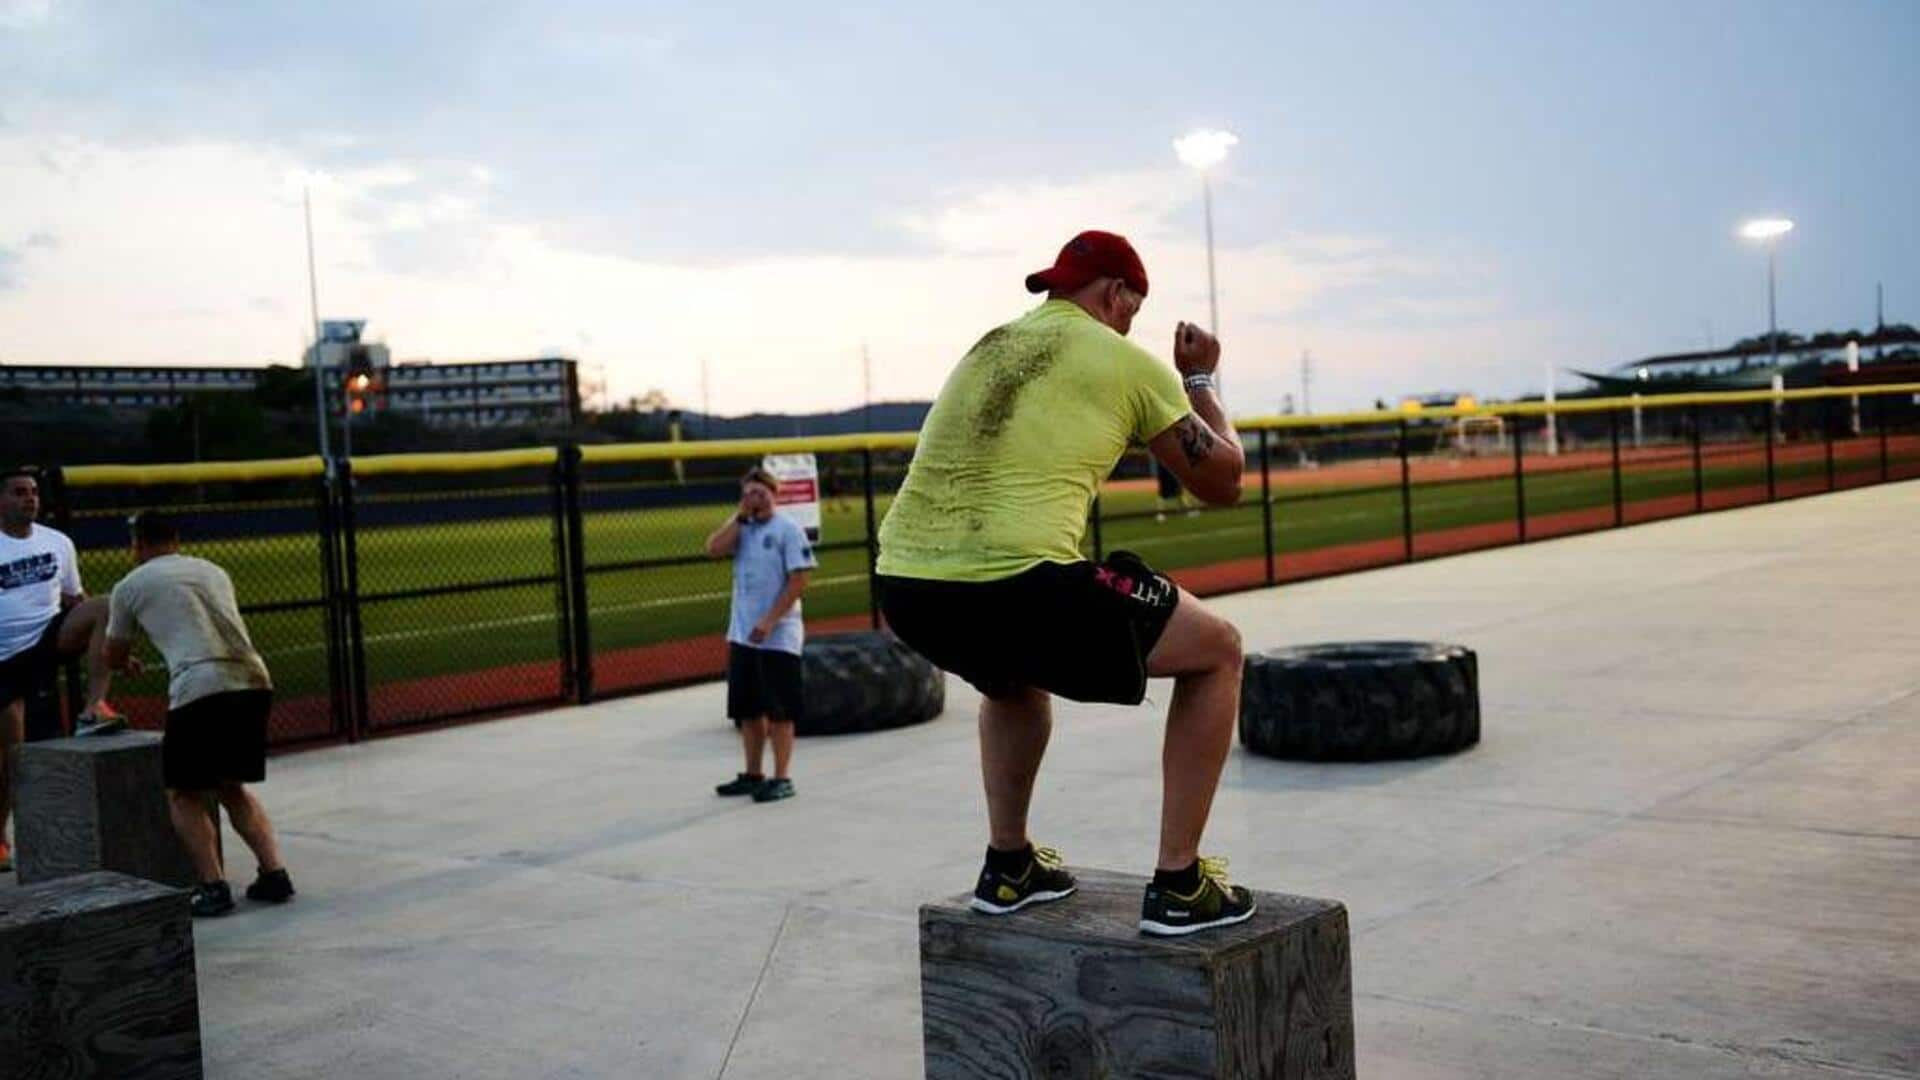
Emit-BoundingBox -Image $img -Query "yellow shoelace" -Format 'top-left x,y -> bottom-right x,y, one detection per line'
1033,846 -> 1065,871
1198,855 -> 1234,891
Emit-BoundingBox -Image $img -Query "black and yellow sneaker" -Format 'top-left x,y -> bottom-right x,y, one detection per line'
1139,856 -> 1257,936
969,845 -> 1077,915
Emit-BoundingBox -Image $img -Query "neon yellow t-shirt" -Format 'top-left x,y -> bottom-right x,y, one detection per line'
876,299 -> 1190,582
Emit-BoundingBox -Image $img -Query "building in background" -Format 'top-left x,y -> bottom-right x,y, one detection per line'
1574,324 -> 1919,395
304,319 -> 579,428
0,363 -> 262,408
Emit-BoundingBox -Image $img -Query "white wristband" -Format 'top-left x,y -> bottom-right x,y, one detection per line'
1182,372 -> 1219,395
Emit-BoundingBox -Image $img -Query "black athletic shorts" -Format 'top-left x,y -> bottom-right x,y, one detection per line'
163,689 -> 272,790
878,550 -> 1180,705
727,644 -> 804,724
0,608 -> 70,709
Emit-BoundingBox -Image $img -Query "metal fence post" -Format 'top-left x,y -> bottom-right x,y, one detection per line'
1397,420 -> 1414,562
1764,402 -> 1777,501
336,458 -> 370,740
314,471 -> 350,742
1822,395 -> 1836,491
548,449 -> 578,703
1609,408 -> 1624,527
1511,417 -> 1527,542
45,466 -> 80,734
861,448 -> 880,630
1258,428 -> 1275,585
559,444 -> 593,704
1878,392 -> 1891,482
1690,403 -> 1704,513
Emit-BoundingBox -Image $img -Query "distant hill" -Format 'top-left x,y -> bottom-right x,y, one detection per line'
670,401 -> 932,440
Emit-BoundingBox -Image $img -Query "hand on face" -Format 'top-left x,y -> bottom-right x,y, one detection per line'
739,484 -> 775,521
1173,321 -> 1221,375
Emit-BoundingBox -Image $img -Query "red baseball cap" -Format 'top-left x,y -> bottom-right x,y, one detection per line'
1024,230 -> 1149,298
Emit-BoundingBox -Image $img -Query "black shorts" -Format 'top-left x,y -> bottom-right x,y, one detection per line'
163,689 -> 272,790
0,608 -> 70,708
726,644 -> 804,724
878,550 -> 1180,705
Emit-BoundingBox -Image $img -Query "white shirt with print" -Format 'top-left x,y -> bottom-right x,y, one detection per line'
0,524 -> 81,661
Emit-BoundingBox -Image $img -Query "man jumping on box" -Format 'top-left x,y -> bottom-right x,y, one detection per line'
876,231 -> 1254,936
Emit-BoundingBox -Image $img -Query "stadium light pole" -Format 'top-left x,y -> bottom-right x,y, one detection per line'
303,187 -> 332,465
1175,129 -> 1238,336
1739,217 -> 1794,374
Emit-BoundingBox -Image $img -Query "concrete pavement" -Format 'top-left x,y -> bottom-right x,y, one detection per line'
14,481 -> 1918,1078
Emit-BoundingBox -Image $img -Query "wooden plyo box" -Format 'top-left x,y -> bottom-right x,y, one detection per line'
920,869 -> 1354,1079
14,732 -> 213,889
0,870 -> 203,1078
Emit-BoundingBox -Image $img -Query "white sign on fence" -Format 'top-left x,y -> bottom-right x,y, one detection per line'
763,453 -> 822,542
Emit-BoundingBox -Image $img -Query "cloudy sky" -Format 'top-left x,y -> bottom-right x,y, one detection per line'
1,1 -> 1915,416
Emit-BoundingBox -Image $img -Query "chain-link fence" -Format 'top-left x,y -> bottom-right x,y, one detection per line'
48,457 -> 344,747
40,383 -> 1920,749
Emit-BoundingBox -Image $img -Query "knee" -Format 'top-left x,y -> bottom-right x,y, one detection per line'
1218,620 -> 1243,669
166,789 -> 207,809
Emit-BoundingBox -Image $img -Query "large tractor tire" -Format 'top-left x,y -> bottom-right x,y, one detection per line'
798,632 -> 946,736
1239,642 -> 1480,761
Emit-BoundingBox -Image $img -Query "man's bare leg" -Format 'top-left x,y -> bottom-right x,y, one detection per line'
0,700 -> 21,845
740,716 -> 768,775
215,783 -> 284,874
167,789 -> 224,882
768,719 -> 794,780
1145,588 -> 1244,871
55,598 -> 114,711
979,685 -> 1052,851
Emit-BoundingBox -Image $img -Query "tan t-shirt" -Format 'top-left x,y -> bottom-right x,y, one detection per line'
106,554 -> 272,710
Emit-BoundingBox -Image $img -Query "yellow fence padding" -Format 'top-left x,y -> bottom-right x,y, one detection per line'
55,382 -> 1920,483
63,456 -> 326,488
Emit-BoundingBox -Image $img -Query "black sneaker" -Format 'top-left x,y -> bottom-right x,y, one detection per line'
190,881 -> 236,918
752,777 -> 795,803
715,773 -> 764,797
246,868 -> 296,903
970,845 -> 1077,915
1139,856 -> 1257,937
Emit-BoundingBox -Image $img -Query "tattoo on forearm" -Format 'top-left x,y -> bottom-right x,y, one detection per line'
1176,415 -> 1216,465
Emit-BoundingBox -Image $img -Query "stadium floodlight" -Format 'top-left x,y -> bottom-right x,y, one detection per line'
1174,129 -> 1238,172
1738,218 -> 1794,241
1737,216 -> 1795,384
1174,129 -> 1239,338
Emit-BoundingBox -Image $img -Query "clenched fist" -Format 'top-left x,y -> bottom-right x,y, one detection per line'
1173,321 -> 1221,375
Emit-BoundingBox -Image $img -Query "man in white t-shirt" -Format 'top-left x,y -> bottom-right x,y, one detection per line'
103,510 -> 293,917
0,466 -> 126,873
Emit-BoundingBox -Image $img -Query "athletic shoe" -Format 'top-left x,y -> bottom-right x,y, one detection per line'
75,701 -> 128,738
246,868 -> 296,903
1139,856 -> 1257,937
0,840 -> 12,872
190,881 -> 236,918
969,845 -> 1077,915
752,777 -> 795,803
715,773 -> 764,796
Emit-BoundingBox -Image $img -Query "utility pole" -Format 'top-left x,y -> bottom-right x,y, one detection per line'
1300,349 -> 1312,415
700,356 -> 711,438
861,344 -> 873,432
1876,282 -> 1885,360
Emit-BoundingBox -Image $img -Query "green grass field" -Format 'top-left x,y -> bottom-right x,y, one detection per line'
72,433 -> 1913,711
